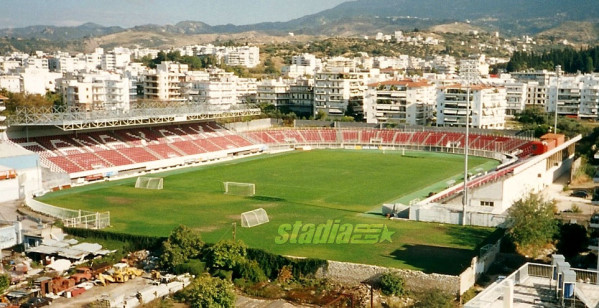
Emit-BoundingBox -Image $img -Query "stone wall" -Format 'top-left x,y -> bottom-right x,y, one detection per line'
316,260 -> 461,295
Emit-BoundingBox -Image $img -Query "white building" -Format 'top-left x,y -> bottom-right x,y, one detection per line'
437,84 -> 507,129
223,46 -> 260,68
364,79 -> 437,125
282,53 -> 322,77
59,72 -> 130,111
460,55 -> 489,78
187,69 -> 256,109
0,75 -> 21,93
547,75 -> 582,117
256,79 -> 289,108
431,55 -> 457,75
143,62 -> 188,102
548,74 -> 599,119
580,75 -> 599,119
101,48 -> 131,71
25,57 -> 48,70
504,82 -> 528,116
19,67 -> 61,95
313,68 -> 371,117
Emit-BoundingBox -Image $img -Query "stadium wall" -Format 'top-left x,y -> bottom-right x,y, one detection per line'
0,147 -> 43,201
0,178 -> 19,201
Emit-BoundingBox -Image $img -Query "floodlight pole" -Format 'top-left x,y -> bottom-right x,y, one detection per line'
462,85 -> 470,226
553,65 -> 561,134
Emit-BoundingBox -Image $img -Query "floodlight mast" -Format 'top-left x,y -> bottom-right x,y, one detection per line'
554,65 -> 562,134
460,60 -> 477,226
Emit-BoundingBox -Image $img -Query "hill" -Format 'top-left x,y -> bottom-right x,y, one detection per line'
537,21 -> 599,44
0,22 -> 123,40
1,0 -> 599,52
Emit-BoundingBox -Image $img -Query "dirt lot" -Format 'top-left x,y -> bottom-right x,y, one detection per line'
542,174 -> 597,216
52,275 -> 152,308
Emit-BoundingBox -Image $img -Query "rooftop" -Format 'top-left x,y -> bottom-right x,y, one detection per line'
465,262 -> 599,308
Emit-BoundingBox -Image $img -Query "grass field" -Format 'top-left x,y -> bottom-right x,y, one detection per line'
40,149 -> 500,274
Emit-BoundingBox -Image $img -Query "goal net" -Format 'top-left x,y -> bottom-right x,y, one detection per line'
223,182 -> 255,196
135,177 -> 164,190
241,208 -> 269,228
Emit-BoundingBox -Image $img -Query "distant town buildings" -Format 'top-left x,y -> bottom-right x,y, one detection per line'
0,39 -> 598,128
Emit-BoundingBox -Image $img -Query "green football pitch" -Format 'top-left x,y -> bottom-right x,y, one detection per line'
40,149 -> 500,274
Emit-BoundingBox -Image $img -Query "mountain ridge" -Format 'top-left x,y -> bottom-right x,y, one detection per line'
0,1 -> 597,44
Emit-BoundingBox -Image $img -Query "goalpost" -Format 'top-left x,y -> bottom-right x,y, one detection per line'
135,177 -> 164,190
241,208 -> 269,228
223,182 -> 256,196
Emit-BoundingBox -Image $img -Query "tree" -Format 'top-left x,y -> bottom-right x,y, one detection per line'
315,110 -> 327,120
515,106 -> 547,125
160,225 -> 204,270
1,89 -> 53,114
178,274 -> 236,308
507,193 -> 558,254
205,240 -> 247,270
557,117 -> 589,138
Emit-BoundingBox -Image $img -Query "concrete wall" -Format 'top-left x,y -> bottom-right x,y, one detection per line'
409,203 -> 507,227
224,118 -> 273,132
459,239 -> 501,295
570,157 -> 582,182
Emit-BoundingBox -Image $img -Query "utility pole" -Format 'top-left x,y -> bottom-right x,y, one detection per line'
232,222 -> 236,241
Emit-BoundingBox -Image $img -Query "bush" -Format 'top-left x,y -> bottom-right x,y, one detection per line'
0,274 -> 9,293
174,259 -> 206,276
234,260 -> 268,283
414,288 -> 454,308
213,269 -> 233,281
177,274 -> 235,308
379,272 -> 404,296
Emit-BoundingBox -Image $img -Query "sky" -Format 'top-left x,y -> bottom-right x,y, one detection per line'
0,0 -> 349,29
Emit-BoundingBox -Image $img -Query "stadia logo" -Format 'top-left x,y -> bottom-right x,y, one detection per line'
274,220 -> 395,244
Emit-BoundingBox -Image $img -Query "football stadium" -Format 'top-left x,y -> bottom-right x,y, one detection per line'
0,104 -> 579,277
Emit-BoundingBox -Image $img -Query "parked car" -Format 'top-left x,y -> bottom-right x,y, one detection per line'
570,190 -> 589,198
20,297 -> 51,308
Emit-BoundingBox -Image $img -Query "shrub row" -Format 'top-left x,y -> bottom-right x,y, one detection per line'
63,227 -> 166,251
246,248 -> 327,279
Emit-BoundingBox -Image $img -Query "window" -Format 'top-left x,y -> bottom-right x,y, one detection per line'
480,201 -> 494,207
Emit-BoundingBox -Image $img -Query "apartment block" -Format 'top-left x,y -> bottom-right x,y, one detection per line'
437,84 -> 507,129
365,79 -> 437,125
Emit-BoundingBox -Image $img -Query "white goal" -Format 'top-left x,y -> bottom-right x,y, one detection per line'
241,208 -> 269,228
135,177 -> 164,190
223,182 -> 255,196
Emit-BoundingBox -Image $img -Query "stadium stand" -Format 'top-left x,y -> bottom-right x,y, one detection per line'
10,125 -> 536,187
10,122 -> 259,176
